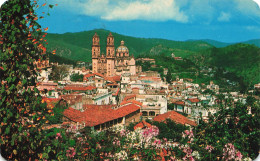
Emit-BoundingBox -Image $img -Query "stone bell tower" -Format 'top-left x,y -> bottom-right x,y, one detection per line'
106,32 -> 115,76
92,32 -> 100,73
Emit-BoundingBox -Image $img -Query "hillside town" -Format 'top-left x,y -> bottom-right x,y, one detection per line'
1,1 -> 260,160
36,33 -> 257,133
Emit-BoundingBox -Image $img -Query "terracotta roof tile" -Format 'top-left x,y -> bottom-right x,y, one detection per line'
120,99 -> 142,106
174,101 -> 185,106
134,120 -> 152,130
63,85 -> 96,91
153,111 -> 197,126
188,98 -> 200,103
123,94 -> 136,102
63,103 -> 140,127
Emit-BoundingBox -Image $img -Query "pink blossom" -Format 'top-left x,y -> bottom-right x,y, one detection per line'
222,143 -> 243,161
205,145 -> 214,153
120,129 -> 126,136
55,133 -> 62,139
236,151 -> 243,160
66,147 -> 76,158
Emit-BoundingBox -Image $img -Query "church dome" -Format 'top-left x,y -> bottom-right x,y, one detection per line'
116,40 -> 129,53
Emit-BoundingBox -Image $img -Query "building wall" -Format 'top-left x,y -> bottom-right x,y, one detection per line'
125,110 -> 140,126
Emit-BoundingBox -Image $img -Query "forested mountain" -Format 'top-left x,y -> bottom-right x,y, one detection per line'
45,29 -> 213,62
190,43 -> 260,85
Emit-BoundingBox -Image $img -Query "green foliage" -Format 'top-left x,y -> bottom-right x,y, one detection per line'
126,122 -> 138,131
152,119 -> 189,142
0,0 -> 56,160
199,44 -> 260,86
47,104 -> 68,124
48,52 -> 77,66
194,102 -> 260,159
70,73 -> 84,82
167,103 -> 175,111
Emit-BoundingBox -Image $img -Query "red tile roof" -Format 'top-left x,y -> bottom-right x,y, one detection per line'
188,98 -> 200,103
106,75 -> 121,83
63,103 -> 140,127
134,120 -> 152,130
83,104 -> 117,110
83,73 -> 105,81
37,85 -> 57,91
63,85 -> 96,91
174,101 -> 185,106
123,94 -> 136,102
120,99 -> 142,106
93,73 -> 105,78
110,75 -> 121,82
107,83 -> 118,86
153,111 -> 197,126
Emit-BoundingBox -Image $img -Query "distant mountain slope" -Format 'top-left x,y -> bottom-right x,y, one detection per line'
200,39 -> 260,48
242,39 -> 260,48
200,39 -> 231,48
45,29 -> 213,62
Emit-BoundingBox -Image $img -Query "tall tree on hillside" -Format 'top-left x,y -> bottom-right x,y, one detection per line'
0,0 -> 55,160
166,69 -> 172,84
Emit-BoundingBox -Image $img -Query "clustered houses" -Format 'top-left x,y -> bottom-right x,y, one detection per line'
36,32 -> 255,133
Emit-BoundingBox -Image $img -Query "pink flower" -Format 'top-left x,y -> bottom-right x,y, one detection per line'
236,151 -> 243,160
66,147 -> 76,158
205,145 -> 214,153
222,143 -> 242,161
55,133 -> 62,139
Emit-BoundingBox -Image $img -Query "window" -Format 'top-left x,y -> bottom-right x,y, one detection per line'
142,111 -> 148,116
149,111 -> 155,116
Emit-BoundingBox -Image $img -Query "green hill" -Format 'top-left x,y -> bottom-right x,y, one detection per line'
200,39 -> 260,48
45,29 -> 213,62
194,43 -> 260,85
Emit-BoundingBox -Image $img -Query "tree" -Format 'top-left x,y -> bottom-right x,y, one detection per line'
49,64 -> 69,81
0,1 -> 56,160
70,73 -> 84,82
152,119 -> 189,142
166,69 -> 172,83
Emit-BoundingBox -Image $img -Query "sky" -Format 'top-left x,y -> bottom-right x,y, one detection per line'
1,0 -> 260,43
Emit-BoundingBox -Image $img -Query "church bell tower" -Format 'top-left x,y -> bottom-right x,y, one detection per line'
92,32 -> 100,73
106,32 -> 115,76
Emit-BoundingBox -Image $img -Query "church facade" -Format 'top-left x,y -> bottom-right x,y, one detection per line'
92,32 -> 136,77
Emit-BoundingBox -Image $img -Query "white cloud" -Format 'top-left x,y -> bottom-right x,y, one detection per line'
235,0 -> 260,17
246,25 -> 260,32
100,0 -> 188,22
59,0 -> 188,22
218,12 -> 231,22
54,0 -> 260,23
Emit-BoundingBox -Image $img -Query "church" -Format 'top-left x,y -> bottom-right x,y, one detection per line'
92,32 -> 136,77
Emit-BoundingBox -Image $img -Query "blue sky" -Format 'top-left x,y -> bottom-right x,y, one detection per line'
32,0 -> 260,42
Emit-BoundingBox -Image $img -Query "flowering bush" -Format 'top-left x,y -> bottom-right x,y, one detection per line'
66,147 -> 76,159
222,143 -> 243,161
